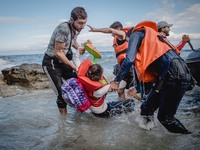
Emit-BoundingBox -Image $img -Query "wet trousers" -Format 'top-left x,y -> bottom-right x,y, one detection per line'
92,99 -> 135,118
42,54 -> 77,108
140,79 -> 192,133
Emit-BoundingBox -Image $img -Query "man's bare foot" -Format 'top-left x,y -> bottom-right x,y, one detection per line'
126,87 -> 141,100
133,93 -> 141,100
117,88 -> 126,100
126,87 -> 136,98
59,108 -> 67,116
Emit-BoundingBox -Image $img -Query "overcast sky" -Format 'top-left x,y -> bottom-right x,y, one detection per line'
0,0 -> 200,55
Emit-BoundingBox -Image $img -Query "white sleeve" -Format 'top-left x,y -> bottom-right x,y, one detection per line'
119,80 -> 127,89
72,49 -> 80,67
93,84 -> 110,98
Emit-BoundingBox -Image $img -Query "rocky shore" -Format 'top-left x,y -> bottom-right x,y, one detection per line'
0,63 -> 51,97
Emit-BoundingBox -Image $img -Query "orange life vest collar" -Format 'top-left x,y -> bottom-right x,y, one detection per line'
133,20 -> 158,32
113,27 -> 132,65
78,59 -> 106,92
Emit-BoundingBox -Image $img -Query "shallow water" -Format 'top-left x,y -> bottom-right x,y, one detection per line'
0,87 -> 200,150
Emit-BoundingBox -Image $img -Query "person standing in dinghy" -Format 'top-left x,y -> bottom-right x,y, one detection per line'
157,21 -> 191,52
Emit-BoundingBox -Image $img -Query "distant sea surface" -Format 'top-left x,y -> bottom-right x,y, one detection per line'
0,51 -> 117,72
0,49 -> 192,73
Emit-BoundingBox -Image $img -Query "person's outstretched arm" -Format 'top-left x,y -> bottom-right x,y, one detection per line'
87,25 -> 125,40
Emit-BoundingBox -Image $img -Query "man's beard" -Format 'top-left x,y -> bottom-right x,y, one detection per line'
72,23 -> 80,32
165,32 -> 169,36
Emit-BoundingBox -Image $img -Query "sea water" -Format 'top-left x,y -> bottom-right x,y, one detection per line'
0,50 -> 200,149
0,51 -> 116,72
0,87 -> 199,149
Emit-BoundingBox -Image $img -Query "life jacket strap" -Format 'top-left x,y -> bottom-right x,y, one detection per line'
116,49 -> 127,58
157,35 -> 178,54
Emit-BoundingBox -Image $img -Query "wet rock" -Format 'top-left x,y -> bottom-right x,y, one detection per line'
0,84 -> 27,97
1,63 -> 51,90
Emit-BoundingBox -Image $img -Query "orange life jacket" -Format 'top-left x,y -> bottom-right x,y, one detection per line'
113,27 -> 131,65
78,59 -> 107,107
132,21 -> 179,82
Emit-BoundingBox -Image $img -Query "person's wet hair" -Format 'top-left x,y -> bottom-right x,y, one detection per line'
86,64 -> 103,81
71,7 -> 87,21
110,21 -> 123,29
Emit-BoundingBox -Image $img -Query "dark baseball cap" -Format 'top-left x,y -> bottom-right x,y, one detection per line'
157,21 -> 173,29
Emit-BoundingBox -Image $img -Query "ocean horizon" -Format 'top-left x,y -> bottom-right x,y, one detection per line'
0,49 -> 192,73
0,51 -> 116,73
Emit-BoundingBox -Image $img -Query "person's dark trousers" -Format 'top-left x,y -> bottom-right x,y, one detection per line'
141,79 -> 192,134
42,54 -> 77,108
140,86 -> 160,116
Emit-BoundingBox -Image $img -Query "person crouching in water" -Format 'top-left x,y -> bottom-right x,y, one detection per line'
78,59 -> 135,118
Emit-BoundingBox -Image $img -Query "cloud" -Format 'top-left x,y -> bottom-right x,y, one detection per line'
174,4 -> 200,28
80,1 -> 200,51
77,32 -> 113,51
125,21 -> 134,27
81,2 -> 200,51
0,41 -> 48,54
31,34 -> 51,39
146,2 -> 200,29
58,19 -> 67,23
169,31 -> 200,40
144,1 -> 200,49
0,16 -> 33,24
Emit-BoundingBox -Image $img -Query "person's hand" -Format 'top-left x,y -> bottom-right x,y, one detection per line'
87,25 -> 96,32
78,46 -> 85,55
110,80 -> 120,91
182,35 -> 190,42
83,39 -> 92,46
108,85 -> 113,92
72,65 -> 78,72
85,39 -> 92,44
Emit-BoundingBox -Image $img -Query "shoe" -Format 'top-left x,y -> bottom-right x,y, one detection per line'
108,101 -> 123,107
108,99 -> 135,116
123,99 -> 135,112
160,117 -> 192,134
139,115 -> 155,130
122,99 -> 135,107
109,108 -> 123,117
